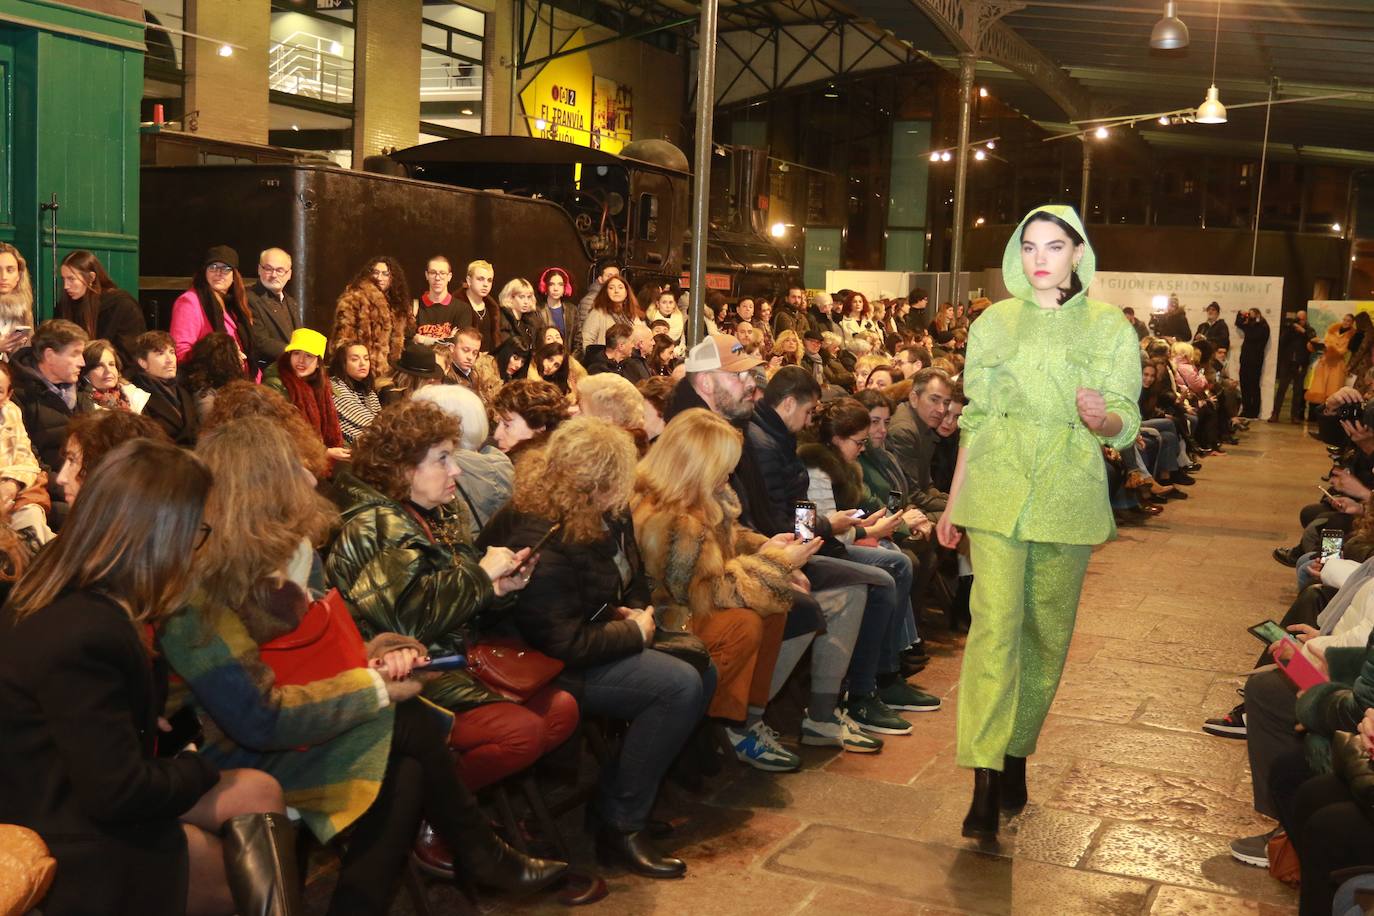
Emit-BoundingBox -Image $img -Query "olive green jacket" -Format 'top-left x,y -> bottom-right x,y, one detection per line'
950,205 -> 1141,545
326,471 -> 508,711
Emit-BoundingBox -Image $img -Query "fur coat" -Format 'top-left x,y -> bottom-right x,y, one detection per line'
632,485 -> 795,631
331,280 -> 408,380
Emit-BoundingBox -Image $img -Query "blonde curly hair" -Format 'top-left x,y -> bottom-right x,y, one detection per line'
576,373 -> 645,431
512,416 -> 637,544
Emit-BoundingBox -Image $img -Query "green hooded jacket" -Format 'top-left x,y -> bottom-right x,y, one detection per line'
949,205 -> 1141,545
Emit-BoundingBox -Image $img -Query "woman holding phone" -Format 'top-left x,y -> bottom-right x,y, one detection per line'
937,205 -> 1141,839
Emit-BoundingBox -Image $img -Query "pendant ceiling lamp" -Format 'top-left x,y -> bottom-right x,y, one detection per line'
1149,1 -> 1189,50
1195,0 -> 1227,123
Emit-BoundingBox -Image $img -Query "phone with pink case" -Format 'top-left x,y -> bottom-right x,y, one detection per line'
1270,638 -> 1330,691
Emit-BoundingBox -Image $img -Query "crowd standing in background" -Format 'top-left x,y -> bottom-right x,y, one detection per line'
15,228 -> 1374,916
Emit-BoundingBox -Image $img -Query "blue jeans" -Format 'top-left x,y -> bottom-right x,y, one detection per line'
844,542 -> 914,694
578,648 -> 714,832
1141,418 -> 1182,474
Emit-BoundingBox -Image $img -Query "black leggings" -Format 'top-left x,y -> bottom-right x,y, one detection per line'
328,702 -> 488,916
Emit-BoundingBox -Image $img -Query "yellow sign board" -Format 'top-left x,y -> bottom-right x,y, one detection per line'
592,76 -> 633,154
519,30 -> 593,145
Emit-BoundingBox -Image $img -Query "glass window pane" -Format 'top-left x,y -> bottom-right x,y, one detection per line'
420,4 -> 484,134
143,0 -> 184,70
889,121 -> 930,228
804,227 -> 842,289
270,10 -> 355,104
884,228 -> 924,272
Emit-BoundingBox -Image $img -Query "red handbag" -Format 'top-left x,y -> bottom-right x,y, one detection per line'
259,588 -> 368,685
467,637 -> 564,701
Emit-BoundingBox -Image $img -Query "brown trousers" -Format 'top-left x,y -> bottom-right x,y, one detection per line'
688,609 -> 788,720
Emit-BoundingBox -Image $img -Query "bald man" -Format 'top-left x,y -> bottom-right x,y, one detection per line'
248,246 -> 302,370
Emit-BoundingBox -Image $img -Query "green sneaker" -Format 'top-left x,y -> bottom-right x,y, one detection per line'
878,680 -> 942,713
843,692 -> 912,736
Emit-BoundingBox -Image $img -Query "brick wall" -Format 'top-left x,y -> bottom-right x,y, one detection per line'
185,0 -> 269,144
354,0 -> 421,162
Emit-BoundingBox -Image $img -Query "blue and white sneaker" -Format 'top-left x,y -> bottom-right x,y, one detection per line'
725,721 -> 802,772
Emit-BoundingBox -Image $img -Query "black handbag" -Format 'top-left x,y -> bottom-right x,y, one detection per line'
650,627 -> 712,673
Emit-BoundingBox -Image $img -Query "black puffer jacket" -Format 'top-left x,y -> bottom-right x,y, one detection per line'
11,347 -> 74,478
480,506 -> 649,678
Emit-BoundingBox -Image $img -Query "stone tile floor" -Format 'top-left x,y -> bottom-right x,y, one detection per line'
334,422 -> 1318,914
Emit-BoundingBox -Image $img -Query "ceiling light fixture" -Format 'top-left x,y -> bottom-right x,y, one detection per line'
217,43 -> 233,57
929,151 -> 941,162
1158,115 -> 1171,125
1195,0 -> 1227,124
329,40 -> 342,55
1149,0 -> 1189,50
770,222 -> 787,238
979,87 -> 988,98
1095,126 -> 1109,139
974,149 -> 986,160
986,140 -> 996,149
940,151 -> 952,162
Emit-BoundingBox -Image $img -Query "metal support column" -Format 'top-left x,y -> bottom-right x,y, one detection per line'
947,52 -> 976,310
687,0 -> 720,349
1079,141 -> 1091,219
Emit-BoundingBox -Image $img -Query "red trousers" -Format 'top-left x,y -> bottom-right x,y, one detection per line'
447,684 -> 579,791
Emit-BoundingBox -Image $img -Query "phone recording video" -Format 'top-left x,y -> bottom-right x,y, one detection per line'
1320,528 -> 1344,563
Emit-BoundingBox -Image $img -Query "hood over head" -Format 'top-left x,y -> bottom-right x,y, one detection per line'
1001,205 -> 1096,306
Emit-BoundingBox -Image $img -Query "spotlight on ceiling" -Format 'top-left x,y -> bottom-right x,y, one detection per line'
929,151 -> 941,162
1094,126 -> 1110,139
329,40 -> 342,55
978,87 -> 988,98
940,151 -> 952,162
770,222 -> 787,238
217,43 -> 233,57
974,150 -> 986,161
1158,115 -> 1171,126
986,140 -> 996,149
1150,1 -> 1189,50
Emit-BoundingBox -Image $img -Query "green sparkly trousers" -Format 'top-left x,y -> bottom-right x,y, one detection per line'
956,529 -> 1092,770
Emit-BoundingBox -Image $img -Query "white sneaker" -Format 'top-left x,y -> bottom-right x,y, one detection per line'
723,721 -> 802,772
800,708 -> 883,753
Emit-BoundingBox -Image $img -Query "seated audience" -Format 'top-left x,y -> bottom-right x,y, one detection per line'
56,250 -> 145,365
330,339 -> 382,445
128,330 -> 199,446
181,332 -> 244,419
263,328 -> 350,463
0,438 -> 288,916
576,372 -> 649,452
528,340 -> 586,400
484,416 -> 712,878
159,417 -> 567,914
636,375 -> 675,441
0,242 -> 35,358
245,247 -> 301,373
888,367 -> 954,517
12,319 -> 88,494
586,322 -> 650,382
331,256 -> 411,380
380,340 -> 444,405
492,379 -> 569,455
77,338 -> 148,414
633,408 -> 813,772
413,384 -> 513,538
55,411 -> 167,507
202,380 -> 330,482
169,245 -> 255,373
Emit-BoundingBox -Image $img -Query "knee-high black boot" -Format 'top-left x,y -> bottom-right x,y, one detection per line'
1000,755 -> 1028,813
221,812 -> 303,916
961,768 -> 1001,840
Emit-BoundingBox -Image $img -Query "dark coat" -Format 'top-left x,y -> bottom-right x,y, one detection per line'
807,307 -> 840,337
481,507 -> 649,677
585,350 -> 650,383
1277,317 -> 1315,367
246,281 -> 301,370
0,590 -> 220,916
532,299 -> 580,355
326,472 -> 508,712
57,289 -> 147,367
129,369 -> 200,447
1194,318 -> 1230,350
887,400 -> 948,514
11,347 -> 74,477
1235,312 -> 1271,369
772,304 -> 808,341
452,293 -> 502,351
746,402 -> 818,538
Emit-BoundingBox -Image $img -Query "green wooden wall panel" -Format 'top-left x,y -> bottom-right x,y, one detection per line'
1,8 -> 142,316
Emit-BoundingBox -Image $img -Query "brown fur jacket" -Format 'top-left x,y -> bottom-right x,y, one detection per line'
331,280 -> 408,379
632,485 -> 795,630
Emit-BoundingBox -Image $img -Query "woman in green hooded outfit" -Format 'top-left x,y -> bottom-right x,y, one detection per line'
936,206 -> 1141,840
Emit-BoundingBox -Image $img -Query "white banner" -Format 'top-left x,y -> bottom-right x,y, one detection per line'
1090,272 -> 1285,418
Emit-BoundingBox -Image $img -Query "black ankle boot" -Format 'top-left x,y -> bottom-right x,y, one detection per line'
595,825 -> 687,878
220,813 -> 303,916
1000,755 -> 1028,813
961,768 -> 1000,840
950,576 -> 973,633
457,828 -> 568,893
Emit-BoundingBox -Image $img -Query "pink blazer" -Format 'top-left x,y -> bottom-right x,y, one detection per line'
169,289 -> 243,360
